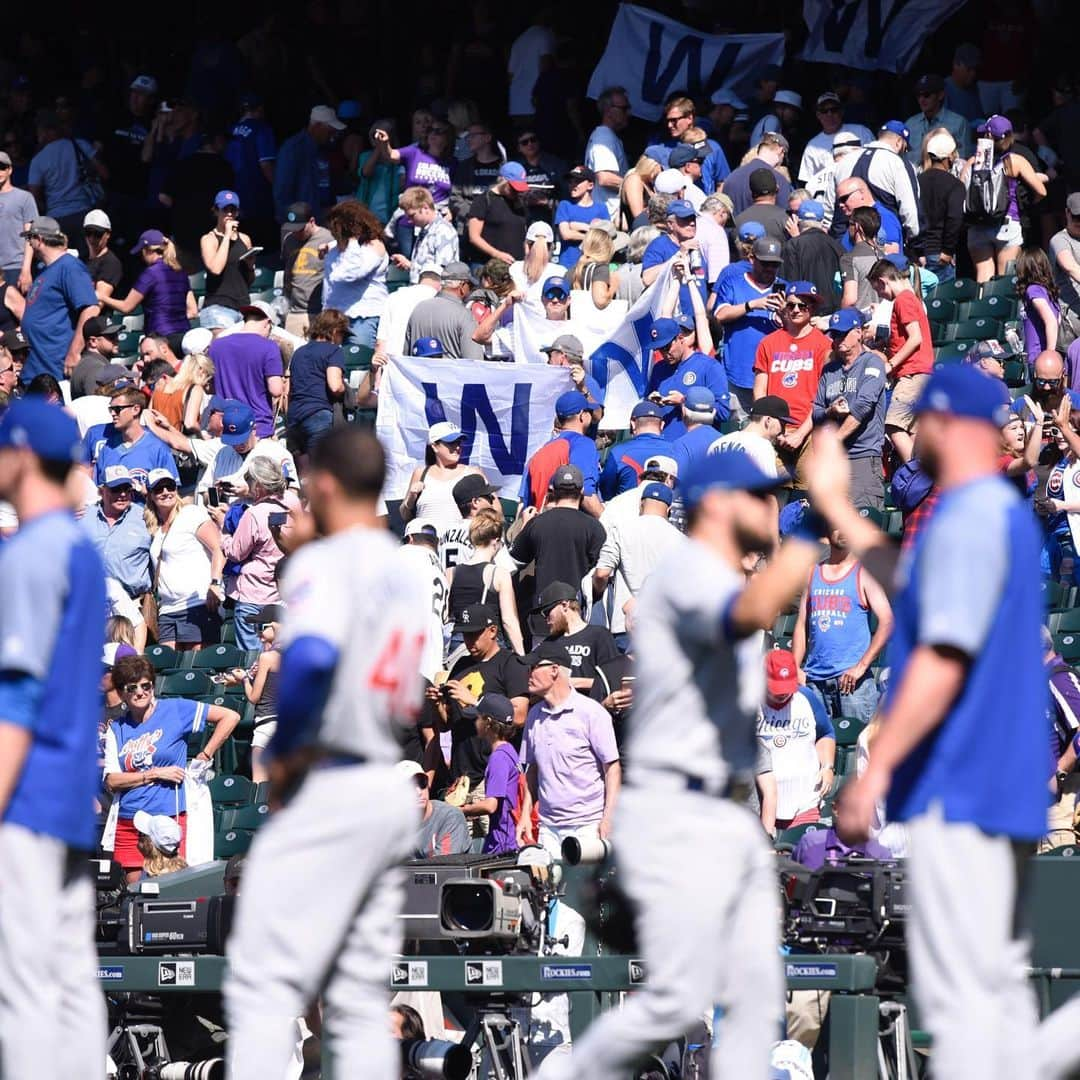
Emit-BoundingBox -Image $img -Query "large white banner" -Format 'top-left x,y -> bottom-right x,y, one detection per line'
800,0 -> 968,74
588,4 -> 785,123
513,268 -> 674,431
376,357 -> 572,503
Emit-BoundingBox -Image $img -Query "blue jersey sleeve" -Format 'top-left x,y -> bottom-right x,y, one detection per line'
705,362 -> 731,420
255,124 -> 277,162
63,258 -> 99,312
641,241 -> 670,271
567,438 -> 600,496
269,634 -> 339,758
0,530 -> 68,680
713,272 -> 736,306
0,672 -> 44,731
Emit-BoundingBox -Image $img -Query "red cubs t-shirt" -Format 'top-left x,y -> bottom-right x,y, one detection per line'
888,289 -> 934,378
753,327 -> 832,425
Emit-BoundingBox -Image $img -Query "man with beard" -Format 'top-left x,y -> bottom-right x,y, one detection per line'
536,581 -> 619,692
533,451 -> 824,1080
810,369 -> 1080,1080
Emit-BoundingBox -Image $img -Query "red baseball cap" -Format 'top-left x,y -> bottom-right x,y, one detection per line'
765,649 -> 799,697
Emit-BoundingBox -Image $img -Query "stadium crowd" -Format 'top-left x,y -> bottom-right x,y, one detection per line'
6,2 -> 1080,1074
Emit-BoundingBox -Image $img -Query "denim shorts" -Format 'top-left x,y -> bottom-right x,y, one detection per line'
157,603 -> 222,645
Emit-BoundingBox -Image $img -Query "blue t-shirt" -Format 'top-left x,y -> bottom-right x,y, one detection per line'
554,200 -> 609,269
712,271 -> 786,389
27,138 -> 97,218
225,117 -> 277,219
108,698 -> 208,819
21,255 -> 99,383
671,424 -> 723,480
885,476 -> 1048,838
607,432 -> 672,496
646,351 -> 731,439
519,431 -> 600,507
94,429 -> 179,488
840,201 -> 903,252
1,511 -> 106,849
287,340 -> 344,424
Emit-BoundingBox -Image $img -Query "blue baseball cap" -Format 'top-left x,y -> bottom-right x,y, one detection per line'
640,481 -> 673,506
880,120 -> 910,142
684,386 -> 717,412
827,308 -> 865,335
785,281 -> 819,301
411,337 -> 444,357
631,400 -> 665,420
0,397 -> 84,463
220,401 -> 256,446
965,340 -> 1007,365
649,314 -> 694,349
213,189 -> 241,210
797,199 -> 825,222
682,450 -> 784,509
499,161 -> 530,192
913,364 -> 1013,426
737,220 -> 767,243
885,252 -> 909,272
555,390 -> 591,418
476,692 -> 515,724
666,199 -> 696,220
541,276 -> 570,299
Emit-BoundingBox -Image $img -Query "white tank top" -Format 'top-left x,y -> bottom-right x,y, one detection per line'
416,469 -> 476,533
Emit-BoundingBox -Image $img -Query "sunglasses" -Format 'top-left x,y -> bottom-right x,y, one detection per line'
110,484 -> 133,496
837,192 -> 856,204
1035,377 -> 1063,387
665,114 -> 689,125
85,228 -> 106,237
108,404 -> 137,415
123,680 -> 154,694
412,774 -> 429,789
518,135 -> 538,146
785,300 -> 809,311
151,480 -> 177,493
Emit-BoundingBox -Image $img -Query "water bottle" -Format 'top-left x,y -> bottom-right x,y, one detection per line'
688,248 -> 703,275
1004,326 -> 1023,357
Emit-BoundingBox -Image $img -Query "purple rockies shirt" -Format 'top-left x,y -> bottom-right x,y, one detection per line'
482,742 -> 520,855
398,144 -> 454,206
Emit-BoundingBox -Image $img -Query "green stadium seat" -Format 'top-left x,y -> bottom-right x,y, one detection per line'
1041,845 -> 1079,857
925,297 -> 957,323
930,320 -> 954,346
191,645 -> 250,672
1053,631 -> 1080,661
122,313 -> 145,332
341,343 -> 373,372
981,274 -> 1017,299
857,506 -> 885,527
115,331 -> 139,357
221,621 -> 237,645
250,266 -> 276,291
253,781 -> 271,805
777,823 -> 824,848
773,612 -> 798,638
833,716 -> 867,747
930,277 -> 978,303
958,296 -> 1017,322
883,509 -> 904,538
230,802 -> 271,830
210,773 -> 253,806
158,670 -> 213,698
1050,609 -> 1080,634
933,341 -> 976,367
950,317 -> 1002,342
188,270 -> 207,295
214,828 -> 254,859
1042,580 -> 1072,609
145,643 -> 181,672
1004,359 -> 1027,387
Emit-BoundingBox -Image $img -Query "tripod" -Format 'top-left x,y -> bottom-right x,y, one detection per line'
457,997 -> 531,1080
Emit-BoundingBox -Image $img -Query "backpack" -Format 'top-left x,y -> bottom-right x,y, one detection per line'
964,158 -> 1009,226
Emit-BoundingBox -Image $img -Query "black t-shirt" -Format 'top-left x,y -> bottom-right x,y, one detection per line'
468,190 -> 528,261
545,624 -> 619,683
446,648 -> 529,784
780,229 -> 844,315
510,507 -> 606,604
87,250 -> 123,292
162,151 -> 238,269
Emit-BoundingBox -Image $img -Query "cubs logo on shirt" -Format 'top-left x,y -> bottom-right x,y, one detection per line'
683,371 -> 697,385
120,727 -> 163,771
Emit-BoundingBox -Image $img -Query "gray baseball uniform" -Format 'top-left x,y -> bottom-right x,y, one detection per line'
535,538 -> 781,1080
225,528 -> 432,1080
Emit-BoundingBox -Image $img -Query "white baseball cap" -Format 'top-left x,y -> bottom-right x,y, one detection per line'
925,131 -> 957,159
526,221 -> 555,244
132,810 -> 181,856
395,759 -> 425,780
655,168 -> 687,195
774,90 -> 803,109
84,209 -> 112,231
181,327 -> 213,356
310,105 -> 346,131
643,455 -> 679,478
428,421 -> 463,445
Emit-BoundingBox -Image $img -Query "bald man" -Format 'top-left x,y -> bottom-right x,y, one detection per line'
835,178 -> 902,254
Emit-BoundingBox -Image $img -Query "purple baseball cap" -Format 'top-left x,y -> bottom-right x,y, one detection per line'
131,229 -> 166,254
978,114 -> 1013,138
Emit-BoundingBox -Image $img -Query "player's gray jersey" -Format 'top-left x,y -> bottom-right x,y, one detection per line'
398,543 -> 449,681
628,538 -> 764,789
278,527 -> 431,762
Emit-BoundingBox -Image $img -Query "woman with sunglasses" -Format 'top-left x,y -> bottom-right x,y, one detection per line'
199,190 -> 255,323
104,653 -> 239,882
145,468 -> 226,650
371,121 -> 455,212
400,420 -> 488,532
100,229 -> 197,353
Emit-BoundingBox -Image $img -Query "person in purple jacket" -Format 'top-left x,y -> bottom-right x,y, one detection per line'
461,693 -> 521,854
372,121 -> 455,210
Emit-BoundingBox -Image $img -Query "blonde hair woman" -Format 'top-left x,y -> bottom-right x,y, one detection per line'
570,226 -> 620,310
135,813 -> 189,877
510,222 -> 564,301
620,155 -> 662,227
151,352 -> 214,433
145,471 -> 226,651
100,230 -> 198,349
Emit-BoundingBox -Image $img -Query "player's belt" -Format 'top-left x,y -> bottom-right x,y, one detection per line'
633,767 -> 745,800
311,750 -> 369,770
